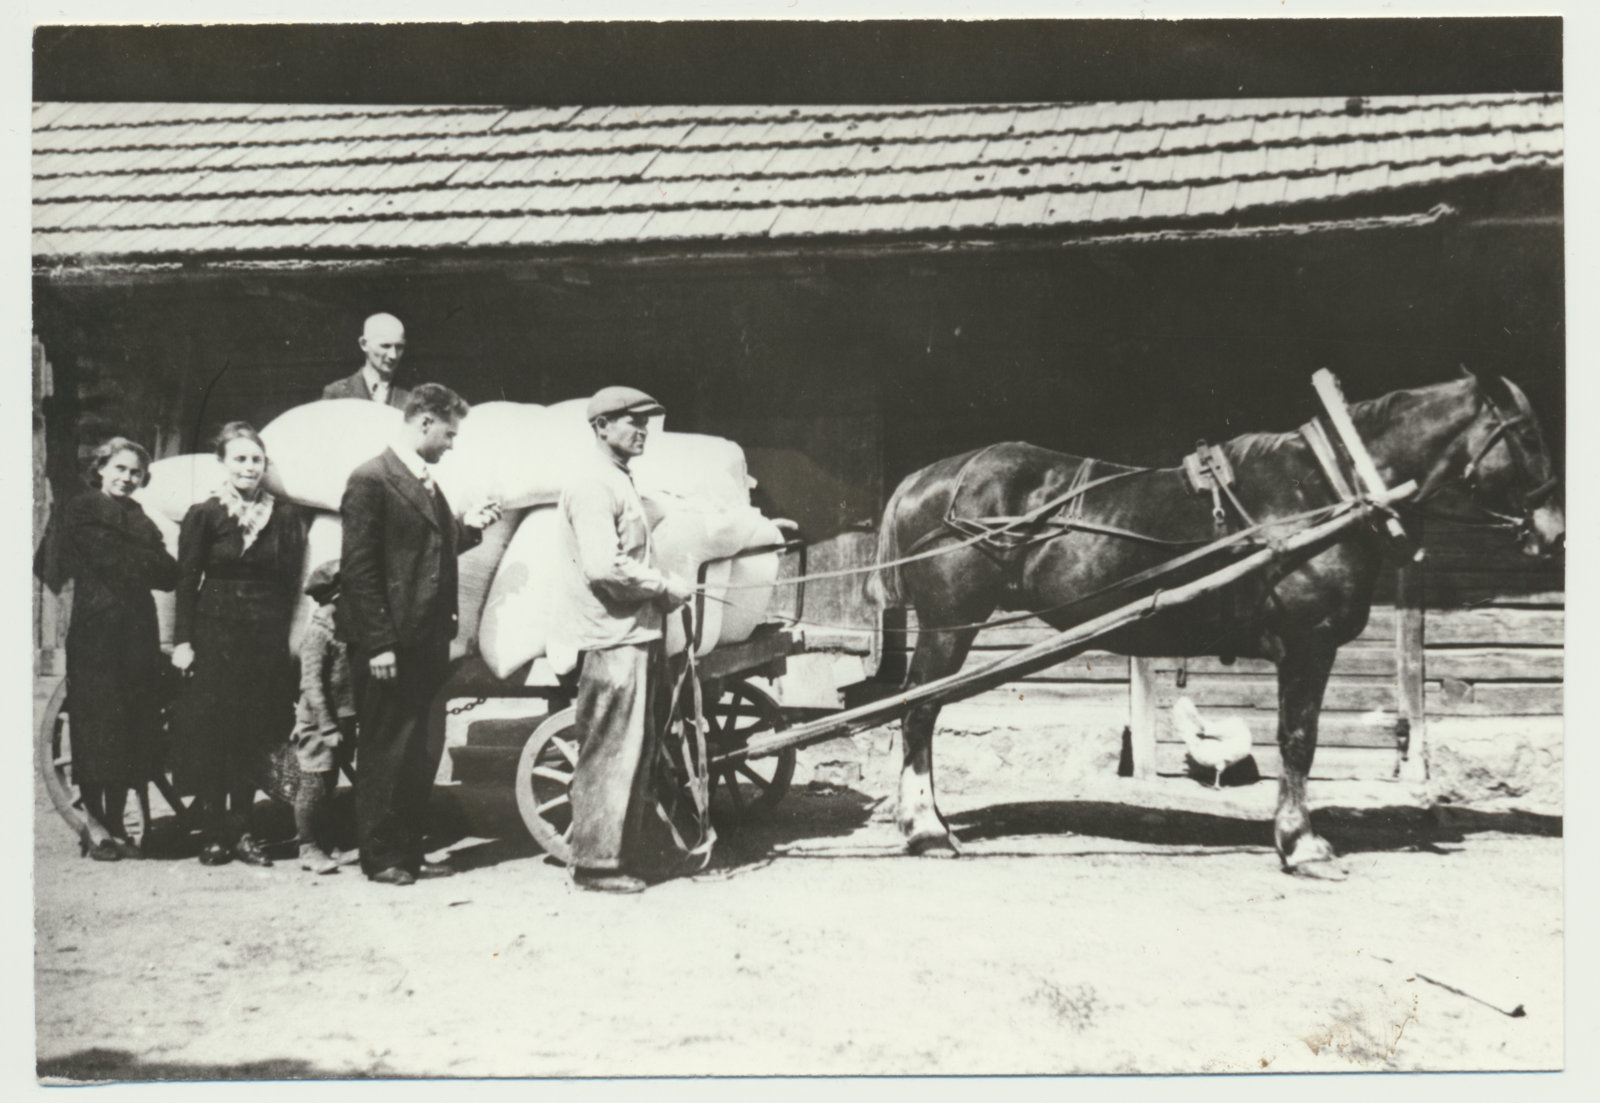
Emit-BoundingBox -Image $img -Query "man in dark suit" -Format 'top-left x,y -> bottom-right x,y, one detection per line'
337,383 -> 501,886
322,312 -> 413,408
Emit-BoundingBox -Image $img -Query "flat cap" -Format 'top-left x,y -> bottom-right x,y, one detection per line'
586,385 -> 665,422
304,559 -> 341,603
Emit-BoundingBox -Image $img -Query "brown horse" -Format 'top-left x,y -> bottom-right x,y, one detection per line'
867,373 -> 1563,875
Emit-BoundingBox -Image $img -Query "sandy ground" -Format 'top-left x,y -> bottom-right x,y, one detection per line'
33,684 -> 1563,1080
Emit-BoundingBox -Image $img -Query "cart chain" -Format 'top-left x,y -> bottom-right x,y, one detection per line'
446,697 -> 488,716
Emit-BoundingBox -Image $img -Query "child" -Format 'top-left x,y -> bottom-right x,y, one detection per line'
292,560 -> 357,873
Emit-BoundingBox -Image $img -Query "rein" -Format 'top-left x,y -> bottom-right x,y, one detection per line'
907,446 -> 1193,558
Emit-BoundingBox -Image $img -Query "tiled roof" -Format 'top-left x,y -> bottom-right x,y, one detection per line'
33,95 -> 1562,264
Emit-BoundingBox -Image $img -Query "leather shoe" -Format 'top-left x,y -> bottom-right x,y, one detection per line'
233,833 -> 274,867
572,869 -> 647,894
369,867 -> 416,887
87,839 -> 122,862
110,837 -> 145,860
198,843 -> 232,866
417,860 -> 456,879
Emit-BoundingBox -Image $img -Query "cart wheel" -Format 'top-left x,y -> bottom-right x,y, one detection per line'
705,680 -> 795,823
37,677 -> 102,848
516,707 -> 579,865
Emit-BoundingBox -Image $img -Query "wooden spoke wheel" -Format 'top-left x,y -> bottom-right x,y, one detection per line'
515,707 -> 580,865
36,678 -> 97,846
514,679 -> 796,864
704,680 -> 795,825
37,674 -> 218,850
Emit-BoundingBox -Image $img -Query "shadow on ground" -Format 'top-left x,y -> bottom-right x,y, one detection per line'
942,799 -> 1561,856
125,783 -> 1560,873
38,1048 -> 367,1083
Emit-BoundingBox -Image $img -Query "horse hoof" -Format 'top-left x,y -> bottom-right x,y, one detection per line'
907,834 -> 962,858
1285,858 -> 1349,881
1281,835 -> 1347,880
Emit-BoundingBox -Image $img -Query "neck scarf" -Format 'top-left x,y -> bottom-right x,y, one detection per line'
212,480 -> 276,553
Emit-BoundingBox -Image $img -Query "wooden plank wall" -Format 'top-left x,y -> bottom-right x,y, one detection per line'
1417,519 -> 1564,729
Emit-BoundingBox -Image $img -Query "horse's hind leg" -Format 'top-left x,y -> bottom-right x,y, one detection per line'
1274,639 -> 1348,879
898,621 -> 983,857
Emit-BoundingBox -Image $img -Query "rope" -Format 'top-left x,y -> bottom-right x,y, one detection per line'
701,460 -> 1163,594
703,499 -> 1356,637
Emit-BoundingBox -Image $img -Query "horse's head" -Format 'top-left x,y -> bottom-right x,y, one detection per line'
1415,370 -> 1563,557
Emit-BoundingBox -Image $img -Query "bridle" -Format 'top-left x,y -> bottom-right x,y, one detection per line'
1412,378 -> 1559,534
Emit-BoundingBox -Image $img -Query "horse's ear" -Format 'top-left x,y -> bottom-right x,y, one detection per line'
1457,363 -> 1479,383
1497,374 -> 1533,413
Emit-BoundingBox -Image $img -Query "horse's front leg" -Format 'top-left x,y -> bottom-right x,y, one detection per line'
1274,639 -> 1347,878
896,623 -> 981,857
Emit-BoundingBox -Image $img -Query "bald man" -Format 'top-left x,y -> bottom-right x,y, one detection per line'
323,313 -> 413,408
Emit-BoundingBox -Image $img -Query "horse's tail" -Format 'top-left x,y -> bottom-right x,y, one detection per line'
865,472 -> 917,609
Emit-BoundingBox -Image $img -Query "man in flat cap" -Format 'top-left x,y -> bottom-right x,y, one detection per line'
554,386 -> 696,893
323,313 -> 413,408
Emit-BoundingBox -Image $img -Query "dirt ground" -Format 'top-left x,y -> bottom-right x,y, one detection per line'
33,696 -> 1563,1081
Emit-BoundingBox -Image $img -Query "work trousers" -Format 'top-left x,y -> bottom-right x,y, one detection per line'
569,641 -> 671,873
350,639 -> 449,877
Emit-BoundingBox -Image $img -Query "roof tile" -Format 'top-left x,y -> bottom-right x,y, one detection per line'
32,94 -> 1562,261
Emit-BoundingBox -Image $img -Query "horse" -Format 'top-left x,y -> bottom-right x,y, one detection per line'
866,372 -> 1563,876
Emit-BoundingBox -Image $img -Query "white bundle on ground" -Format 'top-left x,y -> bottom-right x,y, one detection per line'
477,506 -> 567,679
260,399 -> 401,511
136,455 -> 223,523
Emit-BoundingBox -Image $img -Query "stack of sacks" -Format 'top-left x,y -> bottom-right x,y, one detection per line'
433,399 -> 671,510
134,395 -> 773,672
478,499 -> 784,681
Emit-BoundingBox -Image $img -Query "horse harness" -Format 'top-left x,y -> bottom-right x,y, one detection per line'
908,440 -> 1262,564
1411,381 -> 1559,533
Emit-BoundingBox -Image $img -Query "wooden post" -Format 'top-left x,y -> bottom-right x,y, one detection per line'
1128,656 -> 1158,779
1395,556 -> 1427,783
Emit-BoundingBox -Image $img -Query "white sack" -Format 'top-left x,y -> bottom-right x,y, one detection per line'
717,516 -> 786,647
653,505 -> 775,657
477,506 -> 568,679
147,508 -> 181,650
432,402 -> 549,511
260,399 -> 401,511
634,433 -> 751,510
452,507 -> 526,661
136,454 -> 222,524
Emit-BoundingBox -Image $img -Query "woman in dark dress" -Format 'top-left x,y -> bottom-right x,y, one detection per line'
171,422 -> 305,867
55,438 -> 179,861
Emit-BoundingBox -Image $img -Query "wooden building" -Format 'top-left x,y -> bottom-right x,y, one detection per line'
32,95 -> 1563,782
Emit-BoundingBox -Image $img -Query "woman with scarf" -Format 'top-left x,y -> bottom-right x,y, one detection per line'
172,422 -> 305,867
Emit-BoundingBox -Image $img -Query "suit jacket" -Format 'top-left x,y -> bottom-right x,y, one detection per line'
322,371 -> 413,409
336,447 -> 482,653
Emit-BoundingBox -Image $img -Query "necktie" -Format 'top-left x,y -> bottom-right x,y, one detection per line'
418,465 -> 435,493
371,379 -> 389,405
